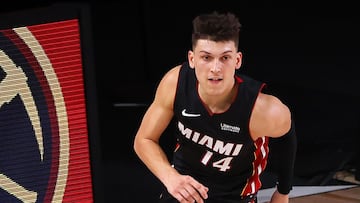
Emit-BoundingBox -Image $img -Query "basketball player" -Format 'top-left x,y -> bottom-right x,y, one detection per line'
134,11 -> 297,203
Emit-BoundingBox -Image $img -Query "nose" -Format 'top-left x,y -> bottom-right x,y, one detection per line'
210,60 -> 221,73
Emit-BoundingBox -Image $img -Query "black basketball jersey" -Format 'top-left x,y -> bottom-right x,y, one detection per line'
172,62 -> 269,198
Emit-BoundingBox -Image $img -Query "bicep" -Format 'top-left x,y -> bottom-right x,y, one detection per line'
135,66 -> 179,142
136,102 -> 174,142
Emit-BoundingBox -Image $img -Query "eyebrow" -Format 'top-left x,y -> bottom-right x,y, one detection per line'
199,50 -> 234,55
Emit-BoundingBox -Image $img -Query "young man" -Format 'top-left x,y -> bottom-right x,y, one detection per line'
134,11 -> 297,203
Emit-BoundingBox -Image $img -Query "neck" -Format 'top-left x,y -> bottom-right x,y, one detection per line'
198,82 -> 238,114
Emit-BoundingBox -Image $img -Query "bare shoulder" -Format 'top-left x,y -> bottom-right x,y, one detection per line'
134,66 -> 181,142
153,65 -> 181,108
156,65 -> 181,94
250,93 -> 291,139
256,93 -> 289,114
160,65 -> 181,85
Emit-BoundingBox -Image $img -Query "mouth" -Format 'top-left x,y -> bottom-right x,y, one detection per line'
208,78 -> 223,81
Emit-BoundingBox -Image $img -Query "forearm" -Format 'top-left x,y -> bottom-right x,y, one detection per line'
134,137 -> 177,185
269,189 -> 289,203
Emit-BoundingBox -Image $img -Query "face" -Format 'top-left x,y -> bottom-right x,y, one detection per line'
188,39 -> 242,97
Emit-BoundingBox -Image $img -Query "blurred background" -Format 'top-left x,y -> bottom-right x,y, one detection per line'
2,0 -> 360,202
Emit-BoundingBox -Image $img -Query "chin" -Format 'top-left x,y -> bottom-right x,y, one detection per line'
206,89 -> 224,96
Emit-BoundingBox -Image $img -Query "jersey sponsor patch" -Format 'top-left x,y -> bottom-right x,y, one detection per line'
220,123 -> 241,133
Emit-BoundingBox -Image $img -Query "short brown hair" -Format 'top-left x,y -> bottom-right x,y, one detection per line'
191,11 -> 241,49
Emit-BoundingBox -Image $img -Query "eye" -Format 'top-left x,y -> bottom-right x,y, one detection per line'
202,55 -> 211,61
222,55 -> 230,60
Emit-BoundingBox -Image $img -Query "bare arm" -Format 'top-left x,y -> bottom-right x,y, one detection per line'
134,66 -> 179,183
133,65 -> 208,203
249,93 -> 291,140
250,93 -> 296,203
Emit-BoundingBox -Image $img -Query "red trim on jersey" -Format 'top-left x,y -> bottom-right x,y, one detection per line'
242,137 -> 269,196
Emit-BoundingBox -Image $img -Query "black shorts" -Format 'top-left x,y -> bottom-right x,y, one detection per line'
158,189 -> 257,203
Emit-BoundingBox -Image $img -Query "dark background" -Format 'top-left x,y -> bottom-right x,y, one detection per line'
2,0 -> 360,202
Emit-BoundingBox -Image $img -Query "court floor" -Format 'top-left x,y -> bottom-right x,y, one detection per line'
258,185 -> 359,203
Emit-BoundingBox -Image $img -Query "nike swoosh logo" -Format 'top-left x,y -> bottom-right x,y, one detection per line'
181,109 -> 201,117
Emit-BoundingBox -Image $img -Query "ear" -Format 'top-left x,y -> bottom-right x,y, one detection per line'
235,51 -> 243,70
188,50 -> 195,69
